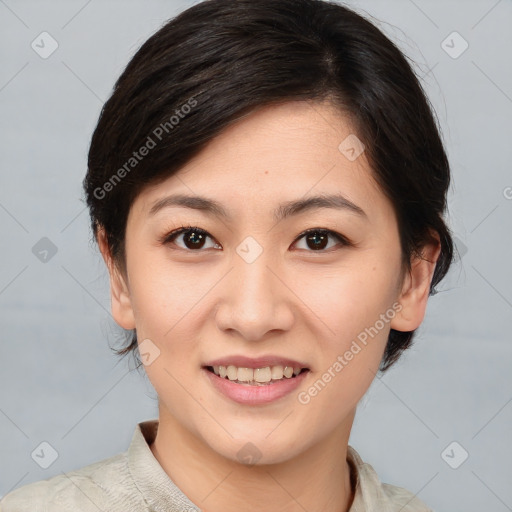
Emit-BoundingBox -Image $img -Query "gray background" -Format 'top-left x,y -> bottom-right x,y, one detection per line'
0,0 -> 511,510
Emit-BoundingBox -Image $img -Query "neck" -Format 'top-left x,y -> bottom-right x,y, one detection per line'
150,406 -> 356,512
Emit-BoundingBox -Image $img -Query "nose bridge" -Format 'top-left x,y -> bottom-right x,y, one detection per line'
233,239 -> 279,313
216,237 -> 293,339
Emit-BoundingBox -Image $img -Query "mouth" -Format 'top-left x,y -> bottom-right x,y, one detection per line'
201,357 -> 311,404
203,364 -> 310,386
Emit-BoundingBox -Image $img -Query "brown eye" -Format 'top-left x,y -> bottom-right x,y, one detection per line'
163,226 -> 221,251
293,228 -> 349,251
161,226 -> 350,253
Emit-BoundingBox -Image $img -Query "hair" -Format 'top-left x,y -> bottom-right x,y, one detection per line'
83,0 -> 454,372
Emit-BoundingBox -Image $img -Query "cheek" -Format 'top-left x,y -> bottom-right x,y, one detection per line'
126,253 -> 206,338
292,260 -> 399,408
294,257 -> 399,342
122,278 -> 205,395
297,291 -> 393,426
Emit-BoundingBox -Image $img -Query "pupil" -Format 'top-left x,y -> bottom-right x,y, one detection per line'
307,232 -> 327,250
186,230 -> 205,249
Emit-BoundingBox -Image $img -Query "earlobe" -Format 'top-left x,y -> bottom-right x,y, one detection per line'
390,233 -> 441,332
97,227 -> 136,330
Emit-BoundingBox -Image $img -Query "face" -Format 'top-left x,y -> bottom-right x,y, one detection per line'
105,100 -> 428,465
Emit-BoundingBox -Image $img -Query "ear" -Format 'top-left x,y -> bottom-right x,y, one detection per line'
97,227 -> 136,330
390,230 -> 441,332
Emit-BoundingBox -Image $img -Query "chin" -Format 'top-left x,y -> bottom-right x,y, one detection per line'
204,430 -> 306,467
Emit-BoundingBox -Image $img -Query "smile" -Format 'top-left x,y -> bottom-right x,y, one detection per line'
206,365 -> 309,386
202,365 -> 311,405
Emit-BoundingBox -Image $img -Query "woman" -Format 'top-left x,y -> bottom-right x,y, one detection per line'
0,0 -> 453,510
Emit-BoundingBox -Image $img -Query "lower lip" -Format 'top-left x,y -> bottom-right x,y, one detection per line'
202,367 -> 309,405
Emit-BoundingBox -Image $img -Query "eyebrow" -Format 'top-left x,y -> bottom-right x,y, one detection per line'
148,193 -> 368,222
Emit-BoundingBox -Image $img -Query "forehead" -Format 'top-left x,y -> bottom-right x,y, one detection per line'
131,100 -> 390,224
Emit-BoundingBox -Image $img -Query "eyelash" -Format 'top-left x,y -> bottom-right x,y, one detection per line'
159,225 -> 352,252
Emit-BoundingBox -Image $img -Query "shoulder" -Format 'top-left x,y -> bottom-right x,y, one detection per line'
381,483 -> 433,511
347,445 -> 433,512
0,451 -> 139,512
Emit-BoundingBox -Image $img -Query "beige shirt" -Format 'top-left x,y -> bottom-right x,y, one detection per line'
0,420 -> 432,511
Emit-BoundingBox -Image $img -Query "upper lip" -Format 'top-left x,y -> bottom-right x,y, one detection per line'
203,355 -> 310,370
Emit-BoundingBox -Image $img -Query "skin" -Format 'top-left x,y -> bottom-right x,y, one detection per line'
98,100 -> 440,512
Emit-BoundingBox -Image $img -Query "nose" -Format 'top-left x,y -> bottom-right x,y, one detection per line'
215,246 -> 295,342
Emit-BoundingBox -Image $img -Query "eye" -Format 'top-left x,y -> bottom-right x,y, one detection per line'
161,225 -> 351,252
161,225 -> 221,251
292,228 -> 350,252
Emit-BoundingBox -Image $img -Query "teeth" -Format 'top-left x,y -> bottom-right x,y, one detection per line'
271,365 -> 283,379
237,367 -> 253,382
254,367 -> 271,383
283,366 -> 293,378
227,365 -> 237,380
211,364 -> 304,384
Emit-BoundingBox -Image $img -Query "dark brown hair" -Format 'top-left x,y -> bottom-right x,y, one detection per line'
83,0 -> 454,372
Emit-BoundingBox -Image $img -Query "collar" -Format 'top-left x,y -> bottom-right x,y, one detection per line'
346,445 -> 395,512
128,419 -> 390,512
128,420 -> 201,511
